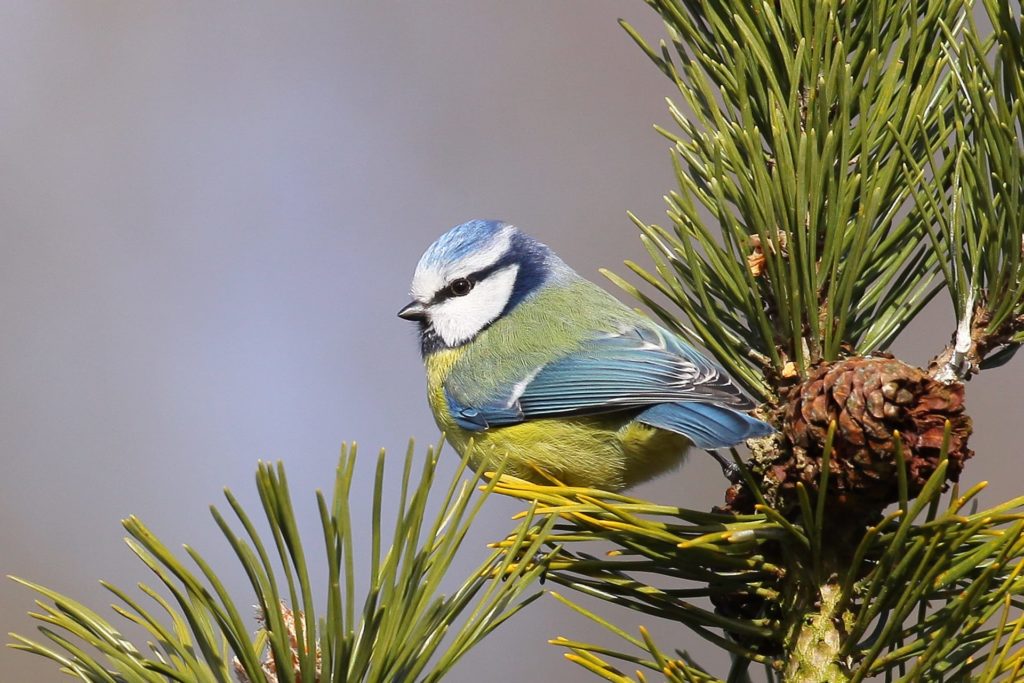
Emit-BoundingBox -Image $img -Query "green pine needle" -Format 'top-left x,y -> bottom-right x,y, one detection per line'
8,442 -> 551,682
617,0 -> 969,398
492,433 -> 1024,681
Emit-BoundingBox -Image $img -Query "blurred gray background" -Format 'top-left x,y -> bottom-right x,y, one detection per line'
2,3 -> 1020,681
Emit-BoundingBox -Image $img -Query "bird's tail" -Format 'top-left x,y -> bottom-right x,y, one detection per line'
636,401 -> 774,449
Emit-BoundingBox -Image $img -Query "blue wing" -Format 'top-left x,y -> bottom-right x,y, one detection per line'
445,323 -> 770,447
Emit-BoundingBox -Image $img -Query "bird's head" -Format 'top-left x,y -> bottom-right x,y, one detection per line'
399,220 -> 567,355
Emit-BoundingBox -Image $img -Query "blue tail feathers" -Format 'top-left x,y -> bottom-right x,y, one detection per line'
636,402 -> 774,449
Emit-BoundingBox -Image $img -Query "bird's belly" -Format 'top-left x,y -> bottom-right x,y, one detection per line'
440,413 -> 691,491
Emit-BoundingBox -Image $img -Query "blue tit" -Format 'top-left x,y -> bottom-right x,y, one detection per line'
398,220 -> 773,491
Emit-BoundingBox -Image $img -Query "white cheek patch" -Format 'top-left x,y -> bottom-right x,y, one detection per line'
430,265 -> 519,347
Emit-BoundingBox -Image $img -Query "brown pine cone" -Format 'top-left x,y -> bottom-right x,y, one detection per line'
724,356 -> 973,518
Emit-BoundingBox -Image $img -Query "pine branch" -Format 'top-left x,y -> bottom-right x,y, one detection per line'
917,0 -> 1024,380
8,443 -> 552,682
493,431 -> 1024,682
618,0 -> 963,400
575,3 -> 1024,675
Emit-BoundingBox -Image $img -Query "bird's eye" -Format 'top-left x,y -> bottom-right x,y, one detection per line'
448,278 -> 474,297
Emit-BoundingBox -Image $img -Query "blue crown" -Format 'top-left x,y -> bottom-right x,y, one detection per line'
419,219 -> 512,271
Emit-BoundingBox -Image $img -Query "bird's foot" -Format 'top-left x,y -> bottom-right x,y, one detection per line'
708,450 -> 742,484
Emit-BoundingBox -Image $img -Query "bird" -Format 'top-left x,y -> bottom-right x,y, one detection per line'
398,220 -> 773,491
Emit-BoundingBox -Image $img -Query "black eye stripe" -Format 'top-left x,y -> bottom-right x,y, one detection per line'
431,258 -> 511,303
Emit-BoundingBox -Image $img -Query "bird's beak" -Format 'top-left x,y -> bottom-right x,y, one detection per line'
397,301 -> 427,322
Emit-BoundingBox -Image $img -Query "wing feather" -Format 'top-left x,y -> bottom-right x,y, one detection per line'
447,323 -> 755,431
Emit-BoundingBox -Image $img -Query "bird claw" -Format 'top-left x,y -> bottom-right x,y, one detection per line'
708,450 -> 742,484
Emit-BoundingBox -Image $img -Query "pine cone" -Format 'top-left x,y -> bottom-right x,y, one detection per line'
724,356 -> 973,518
